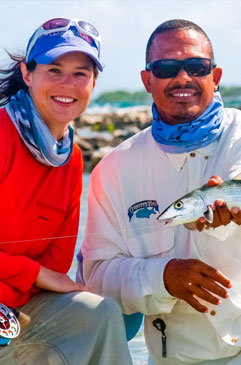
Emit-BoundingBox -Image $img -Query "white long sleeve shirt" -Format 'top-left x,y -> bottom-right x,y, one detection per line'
79,108 -> 241,364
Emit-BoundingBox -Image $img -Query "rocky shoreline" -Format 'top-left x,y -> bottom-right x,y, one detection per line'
74,106 -> 152,172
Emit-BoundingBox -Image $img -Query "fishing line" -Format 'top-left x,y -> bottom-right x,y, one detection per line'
0,223 -> 160,245
2,225 -> 241,270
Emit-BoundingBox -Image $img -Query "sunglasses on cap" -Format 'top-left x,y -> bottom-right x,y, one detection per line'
25,18 -> 101,63
145,57 -> 216,79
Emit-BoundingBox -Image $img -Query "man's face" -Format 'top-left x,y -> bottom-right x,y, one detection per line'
141,29 -> 222,125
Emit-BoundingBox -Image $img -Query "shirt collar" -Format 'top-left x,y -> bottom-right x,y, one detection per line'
165,140 -> 218,172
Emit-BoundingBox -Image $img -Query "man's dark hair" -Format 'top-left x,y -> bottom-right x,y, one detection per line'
146,19 -> 214,64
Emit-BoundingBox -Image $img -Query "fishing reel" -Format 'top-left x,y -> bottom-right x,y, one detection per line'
0,303 -> 20,346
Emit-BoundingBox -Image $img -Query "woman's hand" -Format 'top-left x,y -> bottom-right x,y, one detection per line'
35,266 -> 90,293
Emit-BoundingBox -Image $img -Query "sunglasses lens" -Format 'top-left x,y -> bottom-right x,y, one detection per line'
152,60 -> 181,78
185,58 -> 211,76
149,58 -> 213,78
43,18 -> 69,30
78,20 -> 99,37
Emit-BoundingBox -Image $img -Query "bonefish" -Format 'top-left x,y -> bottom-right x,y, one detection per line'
157,180 -> 241,227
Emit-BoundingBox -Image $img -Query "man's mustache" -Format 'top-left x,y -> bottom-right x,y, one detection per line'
165,83 -> 201,94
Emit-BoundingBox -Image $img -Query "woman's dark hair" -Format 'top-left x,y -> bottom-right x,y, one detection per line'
0,52 -> 99,107
0,52 -> 36,107
89,59 -> 99,79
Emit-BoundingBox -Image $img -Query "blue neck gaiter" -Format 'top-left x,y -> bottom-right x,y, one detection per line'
6,90 -> 73,166
151,91 -> 224,154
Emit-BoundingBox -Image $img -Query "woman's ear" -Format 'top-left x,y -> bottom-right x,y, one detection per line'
20,62 -> 32,87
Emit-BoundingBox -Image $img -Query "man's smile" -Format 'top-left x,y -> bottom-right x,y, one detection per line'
166,88 -> 200,102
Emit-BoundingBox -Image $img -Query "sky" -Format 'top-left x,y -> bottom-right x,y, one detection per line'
0,0 -> 240,97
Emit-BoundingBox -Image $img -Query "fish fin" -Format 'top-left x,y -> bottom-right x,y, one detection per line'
203,206 -> 213,223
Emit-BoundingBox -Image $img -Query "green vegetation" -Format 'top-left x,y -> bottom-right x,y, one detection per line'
93,90 -> 152,106
219,86 -> 241,97
92,87 -> 241,107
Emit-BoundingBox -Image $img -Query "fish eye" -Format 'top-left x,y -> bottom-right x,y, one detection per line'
174,201 -> 184,210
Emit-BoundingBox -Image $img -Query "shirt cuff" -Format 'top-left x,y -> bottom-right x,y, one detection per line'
11,258 -> 40,293
146,257 -> 177,312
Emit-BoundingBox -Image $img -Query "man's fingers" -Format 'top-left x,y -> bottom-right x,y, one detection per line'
212,200 -> 232,227
195,200 -> 231,230
184,222 -> 198,231
200,265 -> 232,288
186,295 -> 208,313
207,176 -> 224,187
198,277 -> 229,298
196,217 -> 206,232
189,285 -> 221,305
231,207 -> 241,225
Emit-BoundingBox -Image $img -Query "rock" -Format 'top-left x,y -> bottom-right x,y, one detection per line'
125,125 -> 141,136
92,146 -> 114,169
73,106 -> 152,172
74,135 -> 92,151
113,129 -> 129,138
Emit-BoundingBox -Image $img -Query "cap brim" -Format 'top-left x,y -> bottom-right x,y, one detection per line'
34,44 -> 103,71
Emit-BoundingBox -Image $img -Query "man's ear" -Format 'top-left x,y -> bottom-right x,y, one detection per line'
141,70 -> 152,93
212,67 -> 222,91
20,62 -> 32,87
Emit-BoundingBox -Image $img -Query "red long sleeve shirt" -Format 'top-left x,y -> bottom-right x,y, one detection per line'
0,108 -> 83,308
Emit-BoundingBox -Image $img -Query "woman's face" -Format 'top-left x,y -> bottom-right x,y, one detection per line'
21,52 -> 96,140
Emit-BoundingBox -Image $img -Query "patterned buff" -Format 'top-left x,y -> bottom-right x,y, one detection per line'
5,90 -> 73,166
151,91 -> 224,154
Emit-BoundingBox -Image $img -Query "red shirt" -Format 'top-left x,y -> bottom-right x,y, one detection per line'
0,109 -> 83,307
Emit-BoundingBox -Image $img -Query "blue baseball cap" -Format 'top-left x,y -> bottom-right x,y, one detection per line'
26,25 -> 104,71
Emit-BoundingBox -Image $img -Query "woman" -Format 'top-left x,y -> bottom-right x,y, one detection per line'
0,18 -> 132,365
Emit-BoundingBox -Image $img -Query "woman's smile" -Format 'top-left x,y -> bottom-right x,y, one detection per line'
51,96 -> 77,105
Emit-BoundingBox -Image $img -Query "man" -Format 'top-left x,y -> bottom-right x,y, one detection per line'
78,19 -> 241,364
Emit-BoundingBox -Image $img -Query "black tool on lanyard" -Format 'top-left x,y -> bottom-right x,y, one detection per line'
152,318 -> 167,357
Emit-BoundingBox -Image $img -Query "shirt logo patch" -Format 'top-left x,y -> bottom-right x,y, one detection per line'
128,200 -> 159,222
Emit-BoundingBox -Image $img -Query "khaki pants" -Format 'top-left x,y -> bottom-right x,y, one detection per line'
0,291 -> 133,365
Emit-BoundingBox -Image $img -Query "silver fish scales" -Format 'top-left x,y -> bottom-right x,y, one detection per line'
157,180 -> 241,227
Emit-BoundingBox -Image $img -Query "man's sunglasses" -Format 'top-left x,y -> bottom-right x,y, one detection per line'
26,18 -> 101,63
145,57 -> 216,79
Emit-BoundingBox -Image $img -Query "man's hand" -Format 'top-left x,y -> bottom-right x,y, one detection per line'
163,258 -> 232,312
35,266 -> 90,293
186,176 -> 241,231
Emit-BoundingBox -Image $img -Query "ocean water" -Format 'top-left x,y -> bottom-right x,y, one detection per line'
69,173 -> 148,365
